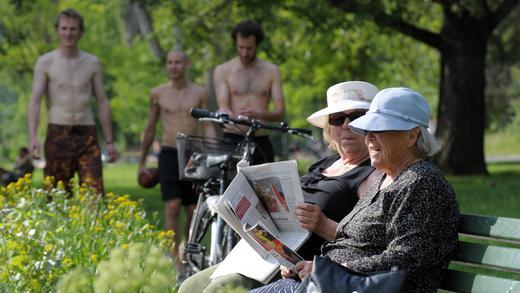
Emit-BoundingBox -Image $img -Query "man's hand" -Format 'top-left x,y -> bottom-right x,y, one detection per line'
107,143 -> 118,163
138,165 -> 151,177
295,202 -> 324,233
238,106 -> 255,118
29,138 -> 41,159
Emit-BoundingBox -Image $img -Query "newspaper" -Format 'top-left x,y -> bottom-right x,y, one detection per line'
244,223 -> 303,271
210,160 -> 309,283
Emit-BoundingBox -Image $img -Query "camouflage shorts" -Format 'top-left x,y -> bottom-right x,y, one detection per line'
44,124 -> 104,196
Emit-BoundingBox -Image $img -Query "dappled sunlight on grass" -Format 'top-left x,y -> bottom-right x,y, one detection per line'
485,132 -> 520,156
447,162 -> 520,218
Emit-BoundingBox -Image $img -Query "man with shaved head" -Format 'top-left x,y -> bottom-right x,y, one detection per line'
138,49 -> 213,279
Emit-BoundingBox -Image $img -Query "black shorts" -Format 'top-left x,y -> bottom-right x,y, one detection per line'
222,133 -> 274,165
158,147 -> 197,205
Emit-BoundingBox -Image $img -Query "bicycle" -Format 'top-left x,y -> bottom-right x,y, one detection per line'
177,108 -> 313,276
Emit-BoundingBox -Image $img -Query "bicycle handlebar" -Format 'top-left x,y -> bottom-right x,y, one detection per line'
190,108 -> 313,138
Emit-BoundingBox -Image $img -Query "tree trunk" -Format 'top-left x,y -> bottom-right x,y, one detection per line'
120,1 -> 164,60
121,0 -> 139,46
132,3 -> 164,61
435,17 -> 488,174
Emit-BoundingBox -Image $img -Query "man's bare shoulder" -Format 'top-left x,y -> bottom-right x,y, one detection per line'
214,58 -> 236,74
258,58 -> 280,73
150,82 -> 171,96
36,50 -> 59,67
189,82 -> 206,96
79,51 -> 101,65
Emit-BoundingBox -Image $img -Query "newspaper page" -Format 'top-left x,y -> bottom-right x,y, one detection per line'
215,171 -> 279,258
244,223 -> 303,271
211,160 -> 309,283
209,239 -> 280,284
240,160 -> 309,249
217,171 -> 279,235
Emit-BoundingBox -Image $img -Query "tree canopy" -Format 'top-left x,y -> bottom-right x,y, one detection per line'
0,0 -> 518,174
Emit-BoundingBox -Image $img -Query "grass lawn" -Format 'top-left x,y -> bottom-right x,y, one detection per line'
447,162 -> 520,218
485,131 -> 520,156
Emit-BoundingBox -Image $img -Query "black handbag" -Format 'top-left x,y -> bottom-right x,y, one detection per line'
302,255 -> 407,293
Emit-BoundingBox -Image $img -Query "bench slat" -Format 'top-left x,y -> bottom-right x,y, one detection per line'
460,214 -> 520,242
453,242 -> 520,272
440,269 -> 520,293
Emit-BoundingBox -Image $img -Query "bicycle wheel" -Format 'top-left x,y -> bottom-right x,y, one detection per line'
221,223 -> 238,260
184,193 -> 214,273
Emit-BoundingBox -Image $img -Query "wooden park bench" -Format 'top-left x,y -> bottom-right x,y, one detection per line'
439,213 -> 520,292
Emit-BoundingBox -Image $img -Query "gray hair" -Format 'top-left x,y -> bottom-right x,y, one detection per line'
415,126 -> 441,158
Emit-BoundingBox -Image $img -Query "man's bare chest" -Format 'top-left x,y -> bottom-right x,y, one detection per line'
47,60 -> 94,88
157,90 -> 201,114
227,70 -> 271,96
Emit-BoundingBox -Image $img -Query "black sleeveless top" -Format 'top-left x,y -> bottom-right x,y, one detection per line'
297,154 -> 373,260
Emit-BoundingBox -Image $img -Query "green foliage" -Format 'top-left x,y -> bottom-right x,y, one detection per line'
0,0 -> 518,156
485,4 -> 520,132
0,175 -> 174,292
57,243 -> 176,293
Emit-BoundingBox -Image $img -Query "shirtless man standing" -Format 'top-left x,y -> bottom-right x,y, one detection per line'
138,49 -> 212,279
28,9 -> 117,196
214,20 -> 285,164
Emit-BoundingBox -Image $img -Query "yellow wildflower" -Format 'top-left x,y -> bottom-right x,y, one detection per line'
63,257 -> 73,267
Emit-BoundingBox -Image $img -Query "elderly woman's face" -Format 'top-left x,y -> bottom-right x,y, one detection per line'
365,129 -> 419,173
329,110 -> 367,156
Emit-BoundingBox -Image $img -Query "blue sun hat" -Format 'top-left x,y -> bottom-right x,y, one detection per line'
348,87 -> 431,135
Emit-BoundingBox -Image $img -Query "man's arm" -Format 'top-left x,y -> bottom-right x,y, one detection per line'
27,57 -> 48,159
261,66 -> 285,121
214,64 -> 232,114
92,57 -> 117,162
199,88 -> 216,137
138,92 -> 160,174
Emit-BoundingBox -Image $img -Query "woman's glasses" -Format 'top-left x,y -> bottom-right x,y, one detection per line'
328,111 -> 367,126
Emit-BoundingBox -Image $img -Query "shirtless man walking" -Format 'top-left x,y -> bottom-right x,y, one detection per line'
214,20 -> 285,164
28,9 -> 117,196
138,49 -> 212,279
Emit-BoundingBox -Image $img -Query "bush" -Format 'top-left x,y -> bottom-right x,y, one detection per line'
57,243 -> 176,293
0,175 -> 175,292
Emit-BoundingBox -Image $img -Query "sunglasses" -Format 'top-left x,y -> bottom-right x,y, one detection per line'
328,111 -> 367,126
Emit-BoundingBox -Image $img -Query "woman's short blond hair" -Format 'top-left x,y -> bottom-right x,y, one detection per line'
322,123 -> 338,152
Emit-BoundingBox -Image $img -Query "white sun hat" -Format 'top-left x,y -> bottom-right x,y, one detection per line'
348,87 -> 431,135
307,81 -> 379,128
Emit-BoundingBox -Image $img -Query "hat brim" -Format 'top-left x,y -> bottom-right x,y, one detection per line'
307,100 -> 371,128
348,112 -> 420,135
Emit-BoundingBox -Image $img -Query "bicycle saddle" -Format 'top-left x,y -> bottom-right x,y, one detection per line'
206,154 -> 233,167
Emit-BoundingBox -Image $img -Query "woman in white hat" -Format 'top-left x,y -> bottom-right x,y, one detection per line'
252,87 -> 460,293
179,81 -> 380,292
294,81 -> 381,259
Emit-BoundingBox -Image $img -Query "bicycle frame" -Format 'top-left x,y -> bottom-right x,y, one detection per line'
183,155 -> 235,273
